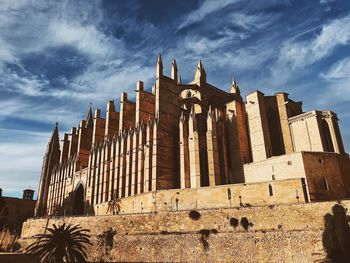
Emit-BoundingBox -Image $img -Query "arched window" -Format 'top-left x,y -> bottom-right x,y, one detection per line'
321,119 -> 334,152
73,184 -> 85,215
267,108 -> 285,156
323,178 -> 329,191
268,184 -> 273,196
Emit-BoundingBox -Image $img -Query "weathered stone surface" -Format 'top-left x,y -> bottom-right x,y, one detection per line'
21,200 -> 350,262
35,57 -> 350,228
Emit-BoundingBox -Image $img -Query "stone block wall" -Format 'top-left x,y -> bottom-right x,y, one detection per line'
20,200 -> 350,262
93,178 -> 306,215
243,151 -> 350,201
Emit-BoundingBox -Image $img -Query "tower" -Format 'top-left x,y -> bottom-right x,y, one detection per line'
35,123 -> 61,216
23,189 -> 35,200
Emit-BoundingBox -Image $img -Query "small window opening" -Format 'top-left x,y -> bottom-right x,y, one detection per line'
323,178 -> 329,191
268,184 -> 273,196
272,175 -> 275,180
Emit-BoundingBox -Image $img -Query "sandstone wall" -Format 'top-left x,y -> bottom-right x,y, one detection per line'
244,152 -> 305,183
21,200 -> 350,262
244,151 -> 350,201
93,178 -> 305,215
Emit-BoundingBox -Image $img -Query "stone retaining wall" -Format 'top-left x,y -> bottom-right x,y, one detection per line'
20,200 -> 350,262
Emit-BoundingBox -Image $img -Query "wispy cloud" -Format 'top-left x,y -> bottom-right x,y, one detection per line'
0,128 -> 50,196
178,0 -> 237,30
319,57 -> 350,102
323,57 -> 350,79
48,19 -> 121,60
272,14 -> 350,82
1,0 -> 350,197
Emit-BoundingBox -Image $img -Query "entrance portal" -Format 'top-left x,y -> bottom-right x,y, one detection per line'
73,184 -> 84,215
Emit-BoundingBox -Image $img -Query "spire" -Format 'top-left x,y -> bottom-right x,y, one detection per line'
194,60 -> 206,86
229,77 -> 240,96
50,122 -> 60,149
35,122 -> 60,216
171,59 -> 178,81
156,54 -> 163,78
85,104 -> 93,129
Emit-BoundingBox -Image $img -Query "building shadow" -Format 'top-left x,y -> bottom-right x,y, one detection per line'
322,203 -> 350,262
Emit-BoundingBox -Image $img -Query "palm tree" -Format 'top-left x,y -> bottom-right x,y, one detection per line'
107,190 -> 121,215
26,223 -> 92,263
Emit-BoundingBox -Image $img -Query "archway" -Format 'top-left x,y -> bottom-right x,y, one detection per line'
73,184 -> 84,215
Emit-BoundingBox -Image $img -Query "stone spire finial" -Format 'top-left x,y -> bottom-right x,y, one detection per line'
229,77 -> 240,95
85,104 -> 93,129
171,59 -> 178,81
51,122 -> 59,144
156,54 -> 163,78
194,60 -> 206,86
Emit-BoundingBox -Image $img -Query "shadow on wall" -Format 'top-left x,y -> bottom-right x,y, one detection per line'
50,192 -> 95,216
323,203 -> 350,263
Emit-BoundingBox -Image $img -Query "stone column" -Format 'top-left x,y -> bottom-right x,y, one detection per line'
151,120 -> 158,191
113,136 -> 121,199
131,129 -> 139,195
98,143 -> 106,203
246,91 -> 272,162
94,147 -> 101,204
218,115 -> 230,184
118,132 -> 127,198
137,124 -> 145,194
188,108 -> 201,188
102,141 -> 110,202
108,139 -> 116,201
276,93 -> 293,154
125,130 -> 133,196
206,108 -> 220,186
143,121 -> 153,192
179,112 -> 190,189
90,149 -> 97,205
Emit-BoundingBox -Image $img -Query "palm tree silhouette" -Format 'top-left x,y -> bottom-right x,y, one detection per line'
26,223 -> 92,263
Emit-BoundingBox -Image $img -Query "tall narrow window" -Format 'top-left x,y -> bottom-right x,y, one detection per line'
268,184 -> 273,196
267,108 -> 285,156
321,119 -> 334,152
323,178 -> 329,191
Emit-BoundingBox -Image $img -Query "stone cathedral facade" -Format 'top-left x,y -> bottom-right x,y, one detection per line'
35,56 -> 350,217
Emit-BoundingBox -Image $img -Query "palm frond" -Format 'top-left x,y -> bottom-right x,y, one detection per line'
26,223 -> 92,263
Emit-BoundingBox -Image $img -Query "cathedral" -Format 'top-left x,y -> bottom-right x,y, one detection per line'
35,56 -> 350,217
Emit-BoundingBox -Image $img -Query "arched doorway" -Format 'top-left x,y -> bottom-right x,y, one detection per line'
73,184 -> 84,215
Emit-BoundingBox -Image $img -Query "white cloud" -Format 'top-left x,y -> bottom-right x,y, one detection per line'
320,0 -> 336,5
1,66 -> 48,96
178,0 -> 236,30
323,57 -> 350,79
0,128 -> 50,195
60,63 -> 155,103
0,99 -> 23,119
272,14 -> 350,82
318,57 -> 350,103
48,20 -> 122,60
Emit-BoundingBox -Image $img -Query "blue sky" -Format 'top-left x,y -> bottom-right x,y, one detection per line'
1,0 -> 350,198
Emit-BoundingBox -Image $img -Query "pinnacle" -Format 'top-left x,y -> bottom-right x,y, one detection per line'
157,54 -> 163,64
197,60 -> 203,70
